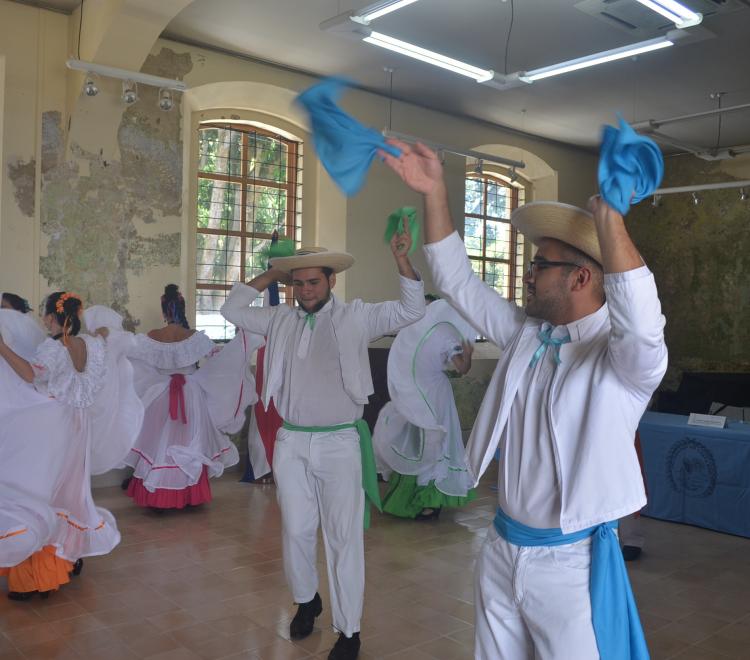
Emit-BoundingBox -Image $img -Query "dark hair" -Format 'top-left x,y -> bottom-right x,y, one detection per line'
2,293 -> 31,313
559,244 -> 605,304
424,293 -> 440,302
161,284 -> 190,329
45,291 -> 83,338
321,267 -> 334,279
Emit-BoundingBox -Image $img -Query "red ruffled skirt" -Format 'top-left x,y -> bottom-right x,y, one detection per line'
126,466 -> 212,509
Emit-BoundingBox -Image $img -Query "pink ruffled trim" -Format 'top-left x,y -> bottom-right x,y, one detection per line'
126,466 -> 212,509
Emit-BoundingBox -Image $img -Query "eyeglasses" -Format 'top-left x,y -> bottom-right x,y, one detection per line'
526,259 -> 581,278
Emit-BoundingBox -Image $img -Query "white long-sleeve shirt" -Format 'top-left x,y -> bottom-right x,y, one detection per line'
220,276 -> 425,425
424,232 -> 667,533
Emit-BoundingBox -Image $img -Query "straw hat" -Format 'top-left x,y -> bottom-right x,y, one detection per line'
510,202 -> 602,264
269,247 -> 355,276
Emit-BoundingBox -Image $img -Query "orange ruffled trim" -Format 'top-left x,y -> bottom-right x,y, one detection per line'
0,546 -> 73,593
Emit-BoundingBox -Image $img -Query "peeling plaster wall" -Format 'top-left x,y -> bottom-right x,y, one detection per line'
2,1 -> 597,336
627,154 -> 750,384
39,48 -> 191,330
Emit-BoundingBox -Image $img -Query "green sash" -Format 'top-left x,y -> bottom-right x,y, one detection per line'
281,419 -> 383,529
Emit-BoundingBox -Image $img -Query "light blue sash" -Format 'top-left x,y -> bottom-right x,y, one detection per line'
493,508 -> 649,660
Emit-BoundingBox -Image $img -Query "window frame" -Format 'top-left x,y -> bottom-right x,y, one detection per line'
196,121 -> 301,296
464,169 -> 526,304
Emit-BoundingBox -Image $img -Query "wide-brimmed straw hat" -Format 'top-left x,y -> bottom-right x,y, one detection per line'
269,247 -> 355,276
510,202 -> 602,264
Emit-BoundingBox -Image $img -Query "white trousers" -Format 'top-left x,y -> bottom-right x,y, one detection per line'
475,525 -> 599,660
274,427 -> 364,637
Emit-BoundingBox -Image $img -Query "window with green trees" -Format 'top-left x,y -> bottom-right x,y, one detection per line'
196,123 -> 302,340
464,172 -> 525,305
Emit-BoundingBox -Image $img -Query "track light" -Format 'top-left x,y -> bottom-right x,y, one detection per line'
692,192 -> 700,205
651,194 -> 661,207
121,80 -> 138,105
741,188 -> 748,202
83,73 -> 99,97
509,167 -> 519,183
474,159 -> 484,175
158,88 -> 174,111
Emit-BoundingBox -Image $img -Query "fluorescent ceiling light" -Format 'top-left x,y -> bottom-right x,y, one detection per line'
363,31 -> 494,82
356,0 -> 420,23
519,36 -> 673,82
634,0 -> 702,28
66,58 -> 188,92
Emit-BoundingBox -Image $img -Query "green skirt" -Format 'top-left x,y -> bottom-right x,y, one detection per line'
382,472 -> 476,519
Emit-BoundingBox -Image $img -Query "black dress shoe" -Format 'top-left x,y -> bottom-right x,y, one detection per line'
414,507 -> 441,521
289,592 -> 322,639
121,476 -> 132,490
7,591 -> 34,601
71,559 -> 84,576
622,545 -> 642,562
328,632 -> 360,660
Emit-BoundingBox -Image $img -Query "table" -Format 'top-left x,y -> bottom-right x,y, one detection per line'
638,411 -> 750,538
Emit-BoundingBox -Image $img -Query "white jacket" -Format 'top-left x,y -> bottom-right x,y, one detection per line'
220,276 -> 425,408
423,232 -> 667,533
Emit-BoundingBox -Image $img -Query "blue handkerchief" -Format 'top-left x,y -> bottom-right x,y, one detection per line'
296,77 -> 401,196
598,116 -> 664,215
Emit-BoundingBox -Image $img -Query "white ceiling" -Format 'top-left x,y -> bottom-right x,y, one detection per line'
16,0 -> 750,153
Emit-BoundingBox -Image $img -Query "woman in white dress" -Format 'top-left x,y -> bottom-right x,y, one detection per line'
373,298 -> 476,520
0,292 -> 143,600
124,285 -> 260,510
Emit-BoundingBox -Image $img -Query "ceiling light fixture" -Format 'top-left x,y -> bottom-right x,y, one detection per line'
363,31 -> 494,81
66,58 -> 188,92
740,188 -> 748,202
474,159 -> 484,175
692,192 -> 700,205
633,0 -> 702,28
519,35 -> 674,83
353,0 -> 420,24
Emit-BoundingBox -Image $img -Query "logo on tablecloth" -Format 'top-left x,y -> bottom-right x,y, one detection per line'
666,438 -> 717,497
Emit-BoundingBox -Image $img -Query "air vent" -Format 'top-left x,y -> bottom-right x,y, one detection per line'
575,0 -> 749,36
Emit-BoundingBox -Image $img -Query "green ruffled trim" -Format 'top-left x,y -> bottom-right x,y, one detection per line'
382,472 -> 476,519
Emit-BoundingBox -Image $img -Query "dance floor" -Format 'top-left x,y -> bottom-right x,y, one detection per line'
1,466 -> 750,659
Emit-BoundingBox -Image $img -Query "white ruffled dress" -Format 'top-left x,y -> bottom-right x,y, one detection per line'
124,330 -> 260,508
0,330 -> 144,568
373,300 -> 476,509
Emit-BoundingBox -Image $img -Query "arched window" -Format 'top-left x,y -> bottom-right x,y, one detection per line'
464,172 -> 525,304
196,122 -> 302,339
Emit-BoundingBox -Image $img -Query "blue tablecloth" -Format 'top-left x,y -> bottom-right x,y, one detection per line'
638,411 -> 750,537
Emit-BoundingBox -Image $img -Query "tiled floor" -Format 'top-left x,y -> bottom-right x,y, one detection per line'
1,467 -> 749,660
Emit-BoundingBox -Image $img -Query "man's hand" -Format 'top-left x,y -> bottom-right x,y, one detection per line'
379,140 -> 445,197
587,194 -> 644,273
390,220 -> 412,259
247,267 -> 291,291
451,341 -> 474,375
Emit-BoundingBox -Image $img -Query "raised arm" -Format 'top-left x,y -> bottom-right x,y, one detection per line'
589,196 -> 668,396
220,269 -> 287,335
366,228 -> 425,339
0,335 -> 34,382
381,140 -> 526,347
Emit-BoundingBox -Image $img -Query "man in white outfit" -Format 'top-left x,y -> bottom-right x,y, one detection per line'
221,232 -> 424,660
382,140 -> 667,659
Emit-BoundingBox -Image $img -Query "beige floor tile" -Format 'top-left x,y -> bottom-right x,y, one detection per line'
4,472 -> 750,659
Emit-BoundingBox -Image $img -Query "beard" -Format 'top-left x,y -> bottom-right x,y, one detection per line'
296,287 -> 332,314
525,284 -> 567,322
